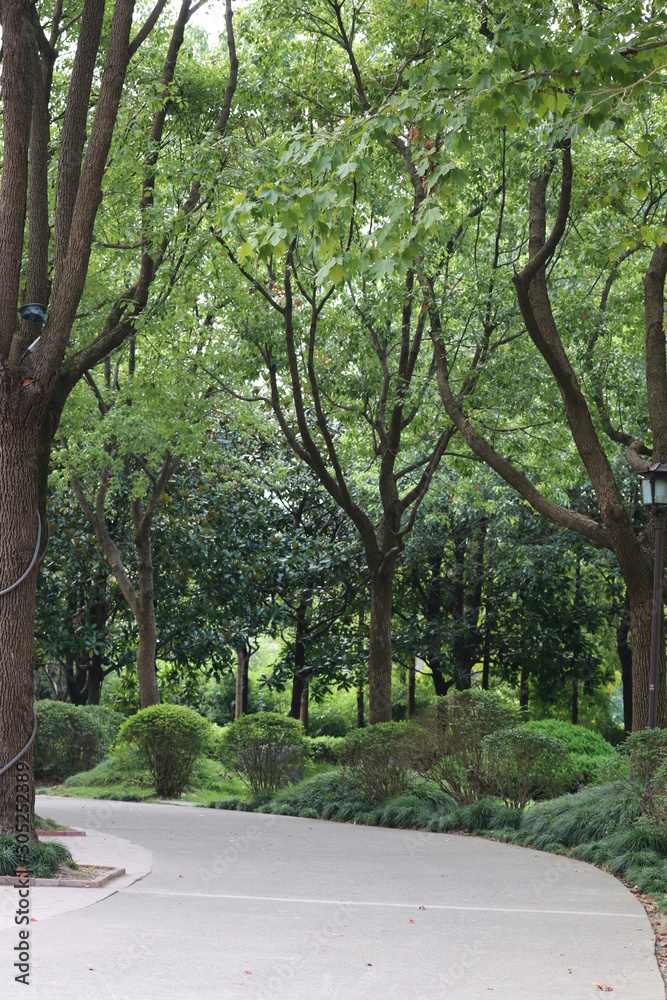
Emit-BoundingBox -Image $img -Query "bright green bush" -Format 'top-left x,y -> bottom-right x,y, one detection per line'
483,728 -> 576,809
408,690 -> 517,803
524,719 -> 616,788
338,722 -> 410,805
34,700 -> 116,781
116,704 -> 212,798
218,712 -> 311,795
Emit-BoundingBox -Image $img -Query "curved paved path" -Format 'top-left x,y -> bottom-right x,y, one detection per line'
0,795 -> 661,999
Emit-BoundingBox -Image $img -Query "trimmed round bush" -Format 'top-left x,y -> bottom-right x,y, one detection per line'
524,720 -> 616,788
116,704 -> 212,798
309,735 -> 344,764
408,690 -> 517,803
483,728 -> 576,809
34,700 -> 113,781
338,722 -> 410,805
218,712 -> 311,795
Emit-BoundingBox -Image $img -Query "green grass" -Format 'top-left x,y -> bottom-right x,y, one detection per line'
39,747 -> 249,805
34,814 -> 68,831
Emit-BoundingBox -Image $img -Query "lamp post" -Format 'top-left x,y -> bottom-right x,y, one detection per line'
639,462 -> 667,729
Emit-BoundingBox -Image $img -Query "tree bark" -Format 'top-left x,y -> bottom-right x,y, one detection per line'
0,419 -> 40,834
617,597 -> 633,734
235,645 -> 249,718
368,563 -> 396,723
134,524 -> 160,708
289,673 -> 304,720
299,679 -> 309,732
357,679 -> 365,728
407,659 -> 416,719
519,663 -> 529,711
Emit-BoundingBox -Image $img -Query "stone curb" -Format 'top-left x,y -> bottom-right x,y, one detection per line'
35,828 -> 86,837
0,866 -> 126,888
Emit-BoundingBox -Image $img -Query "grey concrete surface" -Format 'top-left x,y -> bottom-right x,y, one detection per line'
0,794 -> 661,999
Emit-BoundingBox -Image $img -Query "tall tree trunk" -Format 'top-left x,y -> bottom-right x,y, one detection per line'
357,678 -> 364,728
407,659 -> 416,719
428,656 -> 451,696
368,563 -> 396,724
519,662 -> 529,711
0,422 -> 40,835
482,607 -> 492,691
299,679 -> 309,732
289,593 -> 309,720
135,527 -> 160,708
617,597 -> 633,734
628,580 -> 665,730
571,678 -> 579,726
235,644 -> 249,719
289,673 -> 304,720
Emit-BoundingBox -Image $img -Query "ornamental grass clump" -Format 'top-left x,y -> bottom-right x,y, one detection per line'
0,833 -> 75,878
116,704 -> 212,798
483,728 -> 575,810
218,712 -> 311,795
408,690 -> 516,803
338,721 -> 410,805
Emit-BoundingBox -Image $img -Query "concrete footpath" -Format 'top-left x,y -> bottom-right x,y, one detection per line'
0,794 -> 661,999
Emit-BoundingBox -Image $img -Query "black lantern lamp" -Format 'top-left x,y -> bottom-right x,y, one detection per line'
639,462 -> 667,729
18,302 -> 48,325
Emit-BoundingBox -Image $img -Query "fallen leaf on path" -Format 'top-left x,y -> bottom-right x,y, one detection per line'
419,905 -> 425,910
332,933 -> 343,937
594,985 -> 613,992
409,919 -> 415,924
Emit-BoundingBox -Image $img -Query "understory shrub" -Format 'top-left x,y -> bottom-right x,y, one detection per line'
524,719 -> 617,788
0,833 -> 75,878
34,700 -> 116,781
483,728 -> 575,809
218,712 -> 311,795
309,735 -> 344,763
338,722 -> 410,805
409,690 -> 516,803
623,728 -> 667,821
116,704 -> 212,798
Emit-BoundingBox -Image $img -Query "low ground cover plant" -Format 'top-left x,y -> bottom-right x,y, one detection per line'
218,712 -> 311,794
116,704 -> 212,798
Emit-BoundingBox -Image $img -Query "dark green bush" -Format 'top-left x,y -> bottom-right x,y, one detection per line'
338,722 -> 410,805
309,735 -> 344,763
524,719 -> 616,788
218,712 -> 311,795
34,700 -> 115,781
0,833 -> 75,878
80,705 -> 125,745
116,704 -> 212,798
483,728 -> 575,809
409,690 -> 517,803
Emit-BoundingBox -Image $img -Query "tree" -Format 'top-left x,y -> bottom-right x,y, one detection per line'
213,0 -> 460,722
0,0 -> 238,832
